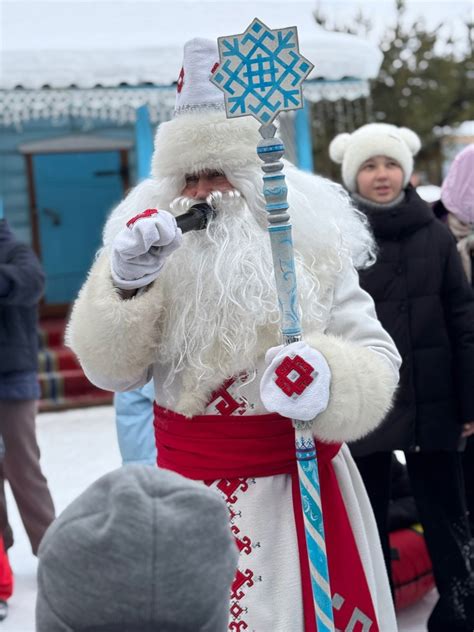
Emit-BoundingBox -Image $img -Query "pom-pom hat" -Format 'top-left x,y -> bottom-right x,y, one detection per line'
329,123 -> 421,192
152,38 -> 261,182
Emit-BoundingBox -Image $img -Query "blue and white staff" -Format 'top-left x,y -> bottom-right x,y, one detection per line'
211,18 -> 335,631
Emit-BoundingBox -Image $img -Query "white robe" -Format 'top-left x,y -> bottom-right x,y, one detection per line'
66,246 -> 401,632
155,363 -> 398,632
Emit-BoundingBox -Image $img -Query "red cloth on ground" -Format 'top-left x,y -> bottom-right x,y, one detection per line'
154,404 -> 379,631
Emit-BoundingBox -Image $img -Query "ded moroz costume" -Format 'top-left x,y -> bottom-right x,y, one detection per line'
67,38 -> 401,631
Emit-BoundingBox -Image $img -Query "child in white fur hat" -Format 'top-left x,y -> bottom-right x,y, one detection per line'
330,123 -> 474,632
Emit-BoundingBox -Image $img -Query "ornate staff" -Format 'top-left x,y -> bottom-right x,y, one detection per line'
211,19 -> 335,632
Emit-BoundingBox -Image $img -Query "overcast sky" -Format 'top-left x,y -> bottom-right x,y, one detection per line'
315,1 -> 471,51
1,0 -> 471,55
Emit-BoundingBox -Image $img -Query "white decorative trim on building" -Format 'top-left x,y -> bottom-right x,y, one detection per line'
0,80 -> 370,128
304,79 -> 370,103
0,87 -> 176,129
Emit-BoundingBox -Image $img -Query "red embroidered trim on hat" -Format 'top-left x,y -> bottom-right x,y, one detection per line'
274,355 -> 315,397
126,209 -> 159,228
211,62 -> 219,74
177,67 -> 185,94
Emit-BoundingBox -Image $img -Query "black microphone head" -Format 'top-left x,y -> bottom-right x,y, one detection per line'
175,203 -> 215,234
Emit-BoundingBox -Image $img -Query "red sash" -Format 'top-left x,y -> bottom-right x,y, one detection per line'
154,404 -> 379,632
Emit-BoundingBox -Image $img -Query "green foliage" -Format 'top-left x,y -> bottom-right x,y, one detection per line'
312,0 -> 474,183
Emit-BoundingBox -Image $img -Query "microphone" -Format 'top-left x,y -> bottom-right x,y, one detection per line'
175,203 -> 215,234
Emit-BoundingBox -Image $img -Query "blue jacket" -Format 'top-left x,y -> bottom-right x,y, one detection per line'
0,220 -> 44,400
114,380 -> 156,465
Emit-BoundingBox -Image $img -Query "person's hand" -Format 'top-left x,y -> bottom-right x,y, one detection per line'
110,209 -> 182,290
462,421 -> 474,438
260,341 -> 331,421
447,212 -> 471,240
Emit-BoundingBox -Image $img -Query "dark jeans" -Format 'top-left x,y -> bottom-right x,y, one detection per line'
354,451 -> 474,632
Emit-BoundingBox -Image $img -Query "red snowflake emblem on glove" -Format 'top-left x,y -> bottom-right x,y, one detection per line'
126,209 -> 158,228
274,354 -> 315,397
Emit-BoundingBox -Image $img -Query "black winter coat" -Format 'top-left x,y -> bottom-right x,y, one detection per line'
350,186 -> 474,455
0,220 -> 44,375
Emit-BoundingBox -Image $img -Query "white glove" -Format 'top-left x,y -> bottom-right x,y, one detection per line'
260,341 -> 331,421
110,209 -> 182,289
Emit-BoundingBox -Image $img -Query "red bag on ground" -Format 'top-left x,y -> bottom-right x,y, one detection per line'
390,524 -> 434,610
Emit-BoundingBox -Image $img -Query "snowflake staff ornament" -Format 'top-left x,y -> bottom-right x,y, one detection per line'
211,19 -> 336,632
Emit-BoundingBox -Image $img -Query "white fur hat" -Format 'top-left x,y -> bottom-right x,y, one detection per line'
152,38 -> 260,181
329,123 -> 421,192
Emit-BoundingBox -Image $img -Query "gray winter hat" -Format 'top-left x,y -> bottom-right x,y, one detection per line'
36,465 -> 238,632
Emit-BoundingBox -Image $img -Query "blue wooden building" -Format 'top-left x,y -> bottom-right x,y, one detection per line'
0,0 -> 382,314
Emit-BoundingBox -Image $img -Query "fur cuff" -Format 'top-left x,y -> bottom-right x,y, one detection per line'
305,331 -> 397,443
65,251 -> 163,384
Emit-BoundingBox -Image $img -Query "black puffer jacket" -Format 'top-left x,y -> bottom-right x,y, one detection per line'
350,186 -> 474,454
0,220 -> 44,375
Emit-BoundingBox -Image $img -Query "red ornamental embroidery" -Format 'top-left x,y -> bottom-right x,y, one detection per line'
231,525 -> 252,555
231,569 -> 255,599
126,208 -> 158,228
211,62 -> 219,74
274,354 -> 315,397
216,478 -> 249,504
207,377 -> 248,415
177,67 -> 185,93
229,621 -> 249,631
230,602 -> 246,620
228,506 -> 242,522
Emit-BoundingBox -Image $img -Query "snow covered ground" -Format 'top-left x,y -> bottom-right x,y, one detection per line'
3,406 -> 435,631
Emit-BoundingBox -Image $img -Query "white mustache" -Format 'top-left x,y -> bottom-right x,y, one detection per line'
169,190 -> 243,217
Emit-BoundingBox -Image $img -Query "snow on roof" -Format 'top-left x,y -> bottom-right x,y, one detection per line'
447,121 -> 474,137
0,0 -> 383,89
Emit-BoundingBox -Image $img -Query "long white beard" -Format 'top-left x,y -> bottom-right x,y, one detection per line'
157,193 -> 327,387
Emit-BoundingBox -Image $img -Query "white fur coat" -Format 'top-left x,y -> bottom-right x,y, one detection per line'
66,228 -> 400,444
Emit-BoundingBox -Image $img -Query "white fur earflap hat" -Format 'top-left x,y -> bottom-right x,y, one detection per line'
152,38 -> 260,181
329,123 -> 421,192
